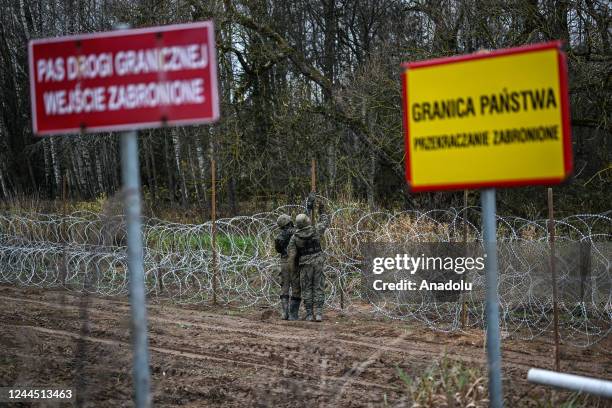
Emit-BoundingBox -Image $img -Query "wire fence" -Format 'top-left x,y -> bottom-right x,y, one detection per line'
0,199 -> 610,348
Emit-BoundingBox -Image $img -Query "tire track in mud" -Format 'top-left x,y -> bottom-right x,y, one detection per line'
2,286 -> 610,406
0,285 -> 606,406
1,290 -> 407,398
0,292 -> 569,372
4,324 -> 399,393
2,294 -> 469,357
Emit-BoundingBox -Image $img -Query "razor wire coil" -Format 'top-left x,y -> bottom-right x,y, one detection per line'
0,200 -> 610,348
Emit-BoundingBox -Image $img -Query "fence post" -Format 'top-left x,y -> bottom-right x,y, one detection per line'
211,157 -> 218,305
61,173 -> 68,287
310,158 -> 316,224
461,189 -> 468,328
547,188 -> 560,371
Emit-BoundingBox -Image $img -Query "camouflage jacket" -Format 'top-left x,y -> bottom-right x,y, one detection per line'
274,226 -> 295,259
287,214 -> 329,269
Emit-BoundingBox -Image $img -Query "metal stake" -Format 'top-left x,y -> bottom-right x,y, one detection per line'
547,188 -> 560,371
121,130 -> 152,408
481,188 -> 503,408
461,189 -> 468,328
310,157 -> 317,224
211,157 -> 218,305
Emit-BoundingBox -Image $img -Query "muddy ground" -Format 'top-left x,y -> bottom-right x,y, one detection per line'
0,285 -> 609,407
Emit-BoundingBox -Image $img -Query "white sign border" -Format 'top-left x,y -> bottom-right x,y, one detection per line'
28,21 -> 220,136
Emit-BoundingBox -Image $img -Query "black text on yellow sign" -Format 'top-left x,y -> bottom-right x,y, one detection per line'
401,41 -> 572,192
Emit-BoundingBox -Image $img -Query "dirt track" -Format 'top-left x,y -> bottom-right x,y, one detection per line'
0,285 -> 609,407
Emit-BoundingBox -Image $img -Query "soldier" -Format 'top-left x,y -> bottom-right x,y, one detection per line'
287,196 -> 329,322
274,214 -> 300,320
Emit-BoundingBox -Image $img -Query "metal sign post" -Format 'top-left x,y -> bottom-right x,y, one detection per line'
401,42 -> 574,407
29,21 -> 220,408
481,188 -> 503,408
121,130 -> 151,408
111,20 -> 152,407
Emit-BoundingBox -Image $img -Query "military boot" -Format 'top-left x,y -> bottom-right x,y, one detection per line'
315,304 -> 323,322
281,297 -> 289,320
304,303 -> 314,321
288,297 -> 301,321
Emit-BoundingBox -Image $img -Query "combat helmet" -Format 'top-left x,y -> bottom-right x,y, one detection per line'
277,214 -> 292,228
295,213 -> 311,229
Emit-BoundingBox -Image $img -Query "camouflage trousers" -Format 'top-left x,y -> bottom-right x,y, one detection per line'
280,258 -> 301,299
299,253 -> 325,307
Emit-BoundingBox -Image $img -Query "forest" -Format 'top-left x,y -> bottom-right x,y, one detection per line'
0,0 -> 609,217
0,3 -> 611,406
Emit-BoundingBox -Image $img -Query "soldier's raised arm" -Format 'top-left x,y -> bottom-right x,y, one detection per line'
315,202 -> 329,235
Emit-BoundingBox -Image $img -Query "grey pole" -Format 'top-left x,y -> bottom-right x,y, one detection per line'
114,21 -> 151,407
121,130 -> 152,408
481,188 -> 503,408
528,368 -> 612,398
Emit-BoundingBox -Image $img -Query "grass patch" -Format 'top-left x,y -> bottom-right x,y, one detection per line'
394,356 -> 608,407
395,356 -> 487,407
146,230 -> 259,255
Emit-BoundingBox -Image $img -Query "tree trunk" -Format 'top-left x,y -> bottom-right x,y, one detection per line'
50,138 -> 62,198
323,0 -> 337,193
95,152 -> 105,196
172,129 -> 188,206
142,136 -> 154,199
0,163 -> 9,197
147,138 -> 158,200
43,138 -> 51,195
187,141 -> 200,202
164,135 -> 175,201
196,135 -> 208,207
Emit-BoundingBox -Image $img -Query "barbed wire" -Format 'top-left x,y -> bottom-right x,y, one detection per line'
0,201 -> 610,348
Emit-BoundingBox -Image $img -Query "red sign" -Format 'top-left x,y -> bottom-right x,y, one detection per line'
29,22 -> 219,135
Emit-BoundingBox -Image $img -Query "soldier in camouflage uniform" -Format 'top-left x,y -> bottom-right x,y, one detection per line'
274,214 -> 300,320
287,197 -> 329,322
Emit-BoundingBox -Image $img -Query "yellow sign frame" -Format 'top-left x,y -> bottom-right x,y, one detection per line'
401,41 -> 572,192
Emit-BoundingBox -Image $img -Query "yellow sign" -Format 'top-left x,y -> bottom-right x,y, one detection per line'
401,42 -> 572,191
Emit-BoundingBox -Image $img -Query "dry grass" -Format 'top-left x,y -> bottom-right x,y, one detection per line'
394,356 -> 487,408
391,355 -> 609,408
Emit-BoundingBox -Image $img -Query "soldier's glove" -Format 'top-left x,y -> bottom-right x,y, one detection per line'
318,202 -> 325,215
306,192 -> 316,211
